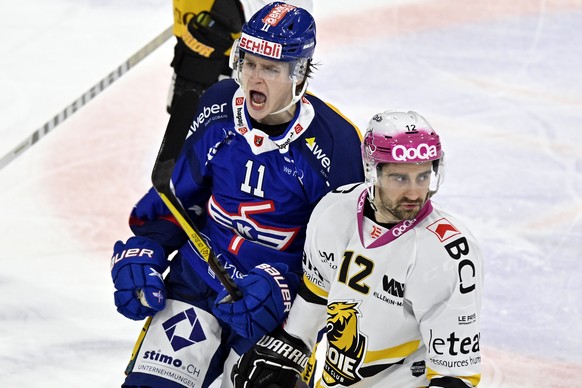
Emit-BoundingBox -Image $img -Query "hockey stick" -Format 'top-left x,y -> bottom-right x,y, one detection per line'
151,90 -> 242,301
0,25 -> 173,170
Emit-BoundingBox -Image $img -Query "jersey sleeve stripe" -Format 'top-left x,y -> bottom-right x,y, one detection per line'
363,339 -> 421,364
322,101 -> 362,140
303,273 -> 328,299
304,91 -> 363,141
426,368 -> 481,387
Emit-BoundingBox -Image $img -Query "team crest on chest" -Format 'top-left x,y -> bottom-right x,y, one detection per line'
370,225 -> 382,239
323,301 -> 366,386
254,135 -> 264,147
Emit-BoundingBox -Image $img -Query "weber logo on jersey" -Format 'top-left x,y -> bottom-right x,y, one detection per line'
305,137 -> 331,177
191,103 -> 228,133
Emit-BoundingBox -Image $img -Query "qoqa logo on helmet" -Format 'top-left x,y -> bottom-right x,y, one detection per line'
392,143 -> 437,161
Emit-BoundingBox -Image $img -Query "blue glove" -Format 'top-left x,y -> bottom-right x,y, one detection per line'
110,236 -> 168,320
212,263 -> 300,342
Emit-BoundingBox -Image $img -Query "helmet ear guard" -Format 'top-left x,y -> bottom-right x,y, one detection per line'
228,38 -> 243,84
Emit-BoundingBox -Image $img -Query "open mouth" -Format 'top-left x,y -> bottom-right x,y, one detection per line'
250,90 -> 266,109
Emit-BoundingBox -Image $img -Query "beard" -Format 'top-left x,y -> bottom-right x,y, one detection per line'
377,195 -> 425,222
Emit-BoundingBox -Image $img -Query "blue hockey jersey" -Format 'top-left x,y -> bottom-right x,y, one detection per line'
130,79 -> 363,292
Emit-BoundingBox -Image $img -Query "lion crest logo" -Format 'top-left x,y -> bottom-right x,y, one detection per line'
322,301 -> 366,386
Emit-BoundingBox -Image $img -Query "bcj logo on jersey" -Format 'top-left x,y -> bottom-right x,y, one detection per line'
427,218 -> 476,295
162,308 -> 207,352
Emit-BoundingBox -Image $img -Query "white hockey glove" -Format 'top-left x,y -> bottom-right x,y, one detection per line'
231,326 -> 311,388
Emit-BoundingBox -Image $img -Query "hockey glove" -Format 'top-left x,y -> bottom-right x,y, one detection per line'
231,326 -> 311,388
110,236 -> 168,320
212,263 -> 299,342
168,10 -> 239,113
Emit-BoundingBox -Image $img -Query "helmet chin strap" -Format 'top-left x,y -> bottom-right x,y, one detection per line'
268,79 -> 308,116
372,193 -> 401,223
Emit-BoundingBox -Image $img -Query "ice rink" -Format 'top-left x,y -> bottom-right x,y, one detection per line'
1,0 -> 581,386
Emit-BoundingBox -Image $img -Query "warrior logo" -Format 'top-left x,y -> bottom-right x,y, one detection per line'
323,301 -> 366,386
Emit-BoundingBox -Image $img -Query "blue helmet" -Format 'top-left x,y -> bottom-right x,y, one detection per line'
239,2 -> 316,62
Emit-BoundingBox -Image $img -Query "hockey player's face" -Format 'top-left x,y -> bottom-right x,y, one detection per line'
240,54 -> 295,123
375,162 -> 432,222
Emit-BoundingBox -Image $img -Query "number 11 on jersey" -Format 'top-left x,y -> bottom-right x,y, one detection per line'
240,160 -> 266,197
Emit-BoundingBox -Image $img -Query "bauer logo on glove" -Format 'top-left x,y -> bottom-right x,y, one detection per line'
110,236 -> 169,320
110,246 -> 157,268
255,263 -> 293,312
212,262 -> 300,342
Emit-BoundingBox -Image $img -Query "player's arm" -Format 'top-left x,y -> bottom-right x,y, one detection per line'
127,121 -> 215,242
229,284 -> 327,388
222,235 -> 329,387
212,262 -> 302,342
110,165 -> 206,320
229,209 -> 331,387
302,99 -> 365,192
110,97 -> 224,320
168,0 -> 244,113
410,230 -> 484,387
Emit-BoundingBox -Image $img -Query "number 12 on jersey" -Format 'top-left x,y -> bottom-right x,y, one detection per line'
338,251 -> 373,295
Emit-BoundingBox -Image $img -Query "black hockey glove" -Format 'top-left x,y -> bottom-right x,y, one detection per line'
231,326 -> 311,388
429,376 -> 475,387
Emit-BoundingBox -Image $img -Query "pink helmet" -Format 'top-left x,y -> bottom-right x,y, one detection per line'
363,111 -> 445,197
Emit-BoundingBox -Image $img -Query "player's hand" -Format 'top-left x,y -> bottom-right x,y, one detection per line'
231,326 -> 310,388
110,236 -> 168,320
212,263 -> 299,342
168,10 -> 238,114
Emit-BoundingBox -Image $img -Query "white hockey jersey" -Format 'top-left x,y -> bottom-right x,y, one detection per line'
284,183 -> 483,387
